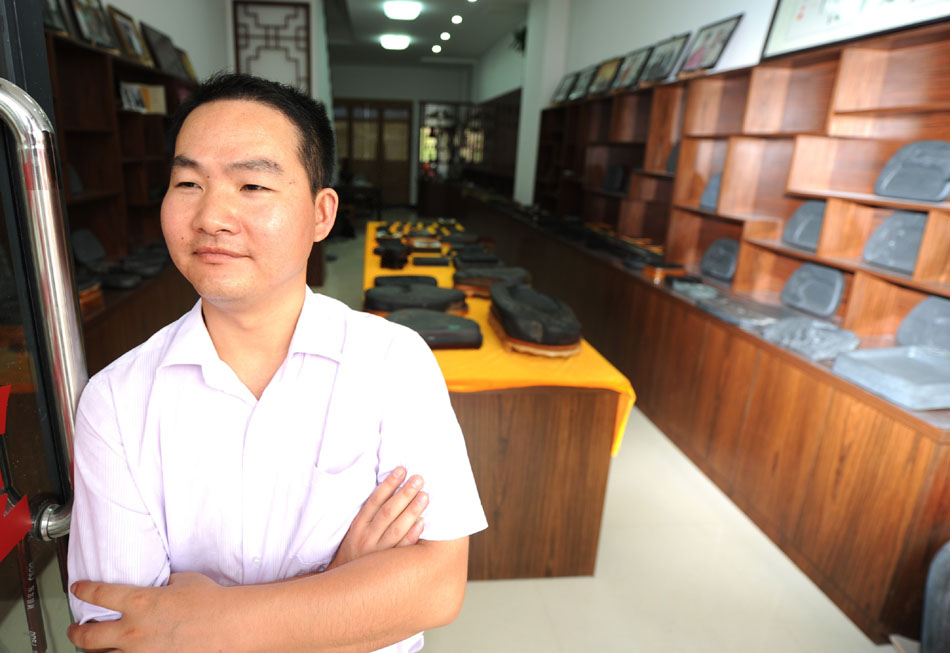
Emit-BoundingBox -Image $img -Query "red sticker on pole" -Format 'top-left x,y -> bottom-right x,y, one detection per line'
0,385 -> 32,561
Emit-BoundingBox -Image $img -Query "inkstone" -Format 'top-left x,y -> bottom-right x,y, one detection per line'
897,295 -> 950,352
862,210 -> 927,274
780,263 -> 845,317
782,200 -> 826,252
699,172 -> 722,211
874,140 -> 950,201
699,238 -> 739,281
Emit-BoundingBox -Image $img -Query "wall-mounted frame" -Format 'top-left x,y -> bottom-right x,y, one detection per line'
678,13 -> 742,76
42,0 -> 70,35
550,71 -> 578,104
567,65 -> 597,101
107,6 -> 153,66
640,32 -> 690,84
71,0 -> 119,50
610,46 -> 653,92
141,22 -> 190,79
763,0 -> 950,59
587,57 -> 622,96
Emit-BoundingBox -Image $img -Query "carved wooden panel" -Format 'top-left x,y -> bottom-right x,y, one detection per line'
234,1 -> 310,92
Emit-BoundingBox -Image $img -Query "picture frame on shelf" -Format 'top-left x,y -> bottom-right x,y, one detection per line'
550,71 -> 578,104
587,57 -> 623,96
119,81 -> 146,113
567,65 -> 597,101
610,46 -> 653,92
140,22 -> 191,79
678,13 -> 742,77
639,32 -> 690,84
763,0 -> 950,59
177,48 -> 198,82
107,6 -> 154,66
42,0 -> 70,34
70,0 -> 119,50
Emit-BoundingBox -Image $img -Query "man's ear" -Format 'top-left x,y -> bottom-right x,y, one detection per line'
312,187 -> 339,243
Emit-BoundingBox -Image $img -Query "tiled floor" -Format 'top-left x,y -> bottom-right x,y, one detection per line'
321,224 -> 897,653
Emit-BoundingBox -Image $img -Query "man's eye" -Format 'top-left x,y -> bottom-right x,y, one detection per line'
175,181 -> 200,189
243,184 -> 270,191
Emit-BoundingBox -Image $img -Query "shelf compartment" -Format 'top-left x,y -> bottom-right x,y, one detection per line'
609,90 -> 651,143
618,199 -> 669,243
671,137 -> 728,210
719,136 -> 799,220
733,241 -> 854,321
629,173 -> 672,204
665,208 -> 745,267
786,135 -> 950,213
843,271 -> 935,336
643,83 -> 686,175
582,142 -> 644,191
742,52 -> 837,136
581,98 -> 612,144
683,69 -> 751,137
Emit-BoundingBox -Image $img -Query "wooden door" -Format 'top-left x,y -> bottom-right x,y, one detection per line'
333,99 -> 412,206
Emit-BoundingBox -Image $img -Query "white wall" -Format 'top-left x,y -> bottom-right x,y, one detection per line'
472,31 -> 525,103
108,0 -> 230,79
331,64 -> 472,204
564,0 -> 774,74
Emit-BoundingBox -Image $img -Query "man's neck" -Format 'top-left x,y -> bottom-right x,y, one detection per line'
201,285 -> 308,400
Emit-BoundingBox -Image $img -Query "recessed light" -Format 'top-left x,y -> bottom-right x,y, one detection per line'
432,44 -> 442,53
451,15 -> 462,24
440,31 -> 451,40
380,34 -> 411,50
467,0 -> 477,3
383,1 -> 422,20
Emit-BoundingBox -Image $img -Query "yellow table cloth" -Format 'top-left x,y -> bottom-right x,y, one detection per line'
363,222 -> 635,455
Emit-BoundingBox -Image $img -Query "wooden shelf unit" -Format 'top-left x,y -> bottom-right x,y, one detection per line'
524,18 -> 950,644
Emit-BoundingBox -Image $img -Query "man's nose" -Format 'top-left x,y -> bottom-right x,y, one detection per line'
192,188 -> 239,234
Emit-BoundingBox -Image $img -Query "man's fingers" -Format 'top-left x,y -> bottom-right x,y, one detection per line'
71,580 -> 136,612
379,490 -> 428,548
354,466 -> 407,524
396,516 -> 425,547
67,619 -> 124,651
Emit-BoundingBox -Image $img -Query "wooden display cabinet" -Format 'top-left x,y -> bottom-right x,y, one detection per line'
682,68 -> 750,138
642,83 -> 686,174
742,50 -> 838,136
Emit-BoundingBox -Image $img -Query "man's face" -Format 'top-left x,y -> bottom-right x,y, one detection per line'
161,99 -> 335,310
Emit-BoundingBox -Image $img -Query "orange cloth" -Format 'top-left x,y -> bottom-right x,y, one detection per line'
363,222 -> 635,455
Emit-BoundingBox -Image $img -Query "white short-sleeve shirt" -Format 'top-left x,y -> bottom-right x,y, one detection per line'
67,290 -> 488,653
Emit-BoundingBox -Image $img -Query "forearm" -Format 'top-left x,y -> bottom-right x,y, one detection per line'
222,538 -> 468,653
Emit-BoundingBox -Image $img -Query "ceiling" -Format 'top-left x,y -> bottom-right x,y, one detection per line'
325,0 -> 528,68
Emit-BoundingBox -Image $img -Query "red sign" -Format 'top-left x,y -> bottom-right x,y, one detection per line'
0,385 -> 32,561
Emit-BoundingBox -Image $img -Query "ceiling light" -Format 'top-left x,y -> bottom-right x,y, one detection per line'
451,15 -> 463,24
383,1 -> 422,20
467,0 -> 477,3
432,44 -> 442,53
440,31 -> 451,40
380,34 -> 411,50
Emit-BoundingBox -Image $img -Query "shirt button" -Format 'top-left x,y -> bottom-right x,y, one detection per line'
252,556 -> 261,566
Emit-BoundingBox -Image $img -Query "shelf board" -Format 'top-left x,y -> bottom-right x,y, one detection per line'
584,187 -> 628,199
682,131 -> 736,139
67,190 -> 121,206
675,204 -> 780,223
636,168 -> 675,179
740,129 -> 827,138
744,236 -> 950,299
787,188 -> 950,213
832,103 -> 950,116
587,140 -> 646,147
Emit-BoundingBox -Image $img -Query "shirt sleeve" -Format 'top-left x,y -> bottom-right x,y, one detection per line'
376,328 -> 488,541
67,376 -> 171,624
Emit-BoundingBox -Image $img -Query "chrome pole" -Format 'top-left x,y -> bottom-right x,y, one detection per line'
0,77 -> 86,540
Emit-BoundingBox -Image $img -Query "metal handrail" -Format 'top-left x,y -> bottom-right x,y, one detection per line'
0,77 -> 86,540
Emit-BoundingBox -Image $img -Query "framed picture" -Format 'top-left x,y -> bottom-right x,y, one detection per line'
141,22 -> 191,79
550,72 -> 578,104
567,65 -> 597,101
678,14 -> 742,76
119,81 -> 146,113
177,48 -> 198,82
42,0 -> 69,34
640,32 -> 690,84
587,57 -> 623,96
610,46 -> 653,92
107,6 -> 153,66
70,0 -> 119,49
763,0 -> 950,59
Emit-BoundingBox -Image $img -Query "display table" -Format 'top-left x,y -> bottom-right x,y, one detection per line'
363,222 -> 635,579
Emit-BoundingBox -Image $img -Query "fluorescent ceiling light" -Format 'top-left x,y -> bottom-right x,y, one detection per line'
383,1 -> 422,20
431,44 -> 442,53
380,34 -> 411,50
451,15 -> 462,24
440,31 -> 451,40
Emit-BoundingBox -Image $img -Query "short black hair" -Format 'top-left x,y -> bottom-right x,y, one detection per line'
168,73 -> 335,195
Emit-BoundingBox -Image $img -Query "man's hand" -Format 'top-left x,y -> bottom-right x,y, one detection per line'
67,572 -> 229,653
329,466 -> 428,570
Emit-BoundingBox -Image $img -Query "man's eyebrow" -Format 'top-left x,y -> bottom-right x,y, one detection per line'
171,155 -> 201,169
227,158 -> 285,174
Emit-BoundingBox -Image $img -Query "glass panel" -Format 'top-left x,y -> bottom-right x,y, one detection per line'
383,108 -> 409,121
382,122 -> 408,162
333,105 -> 348,120
352,121 -> 378,161
0,204 -> 73,651
353,106 -> 379,120
419,126 -> 438,164
335,119 -> 349,159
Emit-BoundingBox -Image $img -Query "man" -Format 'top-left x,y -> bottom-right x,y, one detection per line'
66,73 -> 487,652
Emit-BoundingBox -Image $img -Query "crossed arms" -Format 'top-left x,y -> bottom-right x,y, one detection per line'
68,468 -> 469,652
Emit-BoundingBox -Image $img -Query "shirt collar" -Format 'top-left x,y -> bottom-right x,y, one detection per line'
159,289 -> 345,369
